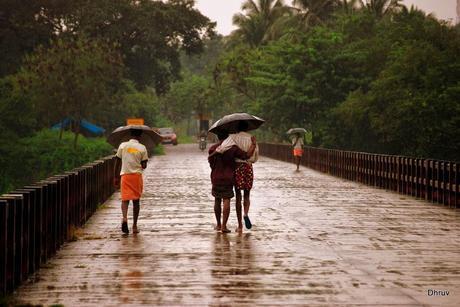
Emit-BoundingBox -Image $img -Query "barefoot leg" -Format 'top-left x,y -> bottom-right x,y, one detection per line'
221,198 -> 231,232
121,200 -> 129,222
121,200 -> 129,233
214,198 -> 222,230
243,189 -> 251,217
235,188 -> 243,232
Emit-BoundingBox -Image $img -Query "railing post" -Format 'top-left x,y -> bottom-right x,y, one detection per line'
24,185 -> 43,271
447,162 -> 453,208
441,161 -> 448,206
0,200 -> 7,295
415,159 -> 421,198
410,158 -> 415,197
433,161 -> 439,203
48,180 -> 58,256
455,163 -> 459,208
3,195 -> 25,286
0,196 -> 17,292
427,160 -> 433,202
9,190 -> 31,280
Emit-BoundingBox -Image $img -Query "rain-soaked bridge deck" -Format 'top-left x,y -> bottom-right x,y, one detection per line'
13,144 -> 460,306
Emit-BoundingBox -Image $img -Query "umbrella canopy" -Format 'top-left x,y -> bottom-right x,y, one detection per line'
287,128 -> 307,135
107,125 -> 162,148
208,113 -> 265,134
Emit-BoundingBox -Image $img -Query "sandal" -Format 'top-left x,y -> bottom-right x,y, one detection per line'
121,221 -> 129,234
244,216 -> 252,229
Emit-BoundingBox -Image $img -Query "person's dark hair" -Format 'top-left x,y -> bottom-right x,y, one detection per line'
130,129 -> 142,137
217,131 -> 229,141
237,121 -> 249,132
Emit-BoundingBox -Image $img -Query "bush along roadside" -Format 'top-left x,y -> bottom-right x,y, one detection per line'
0,129 -> 113,194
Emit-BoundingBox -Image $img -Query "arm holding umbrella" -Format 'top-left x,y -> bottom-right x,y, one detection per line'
239,136 -> 257,159
113,144 -> 123,189
209,136 -> 257,158
114,158 -> 121,189
210,135 -> 237,157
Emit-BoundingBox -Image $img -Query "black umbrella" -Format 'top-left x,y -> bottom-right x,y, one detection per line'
107,125 -> 162,148
208,113 -> 265,134
287,128 -> 307,135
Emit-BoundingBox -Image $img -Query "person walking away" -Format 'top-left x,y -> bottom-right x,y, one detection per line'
214,121 -> 258,232
292,133 -> 304,171
199,130 -> 207,151
114,129 -> 148,234
209,132 -> 257,233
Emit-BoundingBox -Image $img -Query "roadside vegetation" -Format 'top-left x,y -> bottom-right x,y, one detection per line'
1,0 -> 459,193
173,0 -> 460,161
0,0 -> 214,193
0,130 -> 113,193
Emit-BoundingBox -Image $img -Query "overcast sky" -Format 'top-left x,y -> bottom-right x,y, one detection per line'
195,0 -> 457,35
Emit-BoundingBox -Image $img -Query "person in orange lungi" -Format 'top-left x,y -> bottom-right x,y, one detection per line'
114,129 -> 148,234
292,133 -> 304,171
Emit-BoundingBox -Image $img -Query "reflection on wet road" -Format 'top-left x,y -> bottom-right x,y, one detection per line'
13,144 -> 460,306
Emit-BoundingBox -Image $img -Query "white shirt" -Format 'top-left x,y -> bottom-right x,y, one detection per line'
116,139 -> 148,175
292,136 -> 304,149
216,131 -> 258,164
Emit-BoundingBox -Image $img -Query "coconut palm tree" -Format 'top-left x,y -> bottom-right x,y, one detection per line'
291,0 -> 338,27
336,0 -> 363,15
230,0 -> 289,47
362,0 -> 403,18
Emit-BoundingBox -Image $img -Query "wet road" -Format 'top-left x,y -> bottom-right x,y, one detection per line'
13,144 -> 460,306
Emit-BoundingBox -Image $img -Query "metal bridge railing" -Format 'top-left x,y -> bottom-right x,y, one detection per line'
259,143 -> 459,208
0,156 -> 117,295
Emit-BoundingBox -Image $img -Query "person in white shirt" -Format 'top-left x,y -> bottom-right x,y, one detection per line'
114,129 -> 148,234
214,121 -> 258,232
292,133 -> 304,171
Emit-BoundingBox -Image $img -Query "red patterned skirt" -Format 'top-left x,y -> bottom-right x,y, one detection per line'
235,163 -> 254,191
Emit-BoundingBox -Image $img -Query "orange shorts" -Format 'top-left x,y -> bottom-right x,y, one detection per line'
121,173 -> 143,201
293,149 -> 303,157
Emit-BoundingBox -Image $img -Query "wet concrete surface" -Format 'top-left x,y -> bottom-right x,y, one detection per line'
13,144 -> 460,306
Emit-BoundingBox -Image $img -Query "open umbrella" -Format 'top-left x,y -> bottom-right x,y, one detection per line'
107,125 -> 162,148
287,128 -> 307,135
209,113 -> 265,134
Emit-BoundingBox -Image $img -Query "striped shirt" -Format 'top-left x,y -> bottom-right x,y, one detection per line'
216,131 -> 258,164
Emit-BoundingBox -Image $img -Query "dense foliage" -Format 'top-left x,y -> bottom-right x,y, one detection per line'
0,130 -> 113,194
214,1 -> 460,161
0,0 -> 214,192
1,0 -> 459,194
17,35 -> 125,146
1,0 -> 215,93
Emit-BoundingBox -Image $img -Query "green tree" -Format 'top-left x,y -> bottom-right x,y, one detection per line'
57,0 -> 215,93
230,0 -> 289,47
1,0 -> 215,93
328,9 -> 460,160
362,0 -> 402,18
218,6 -> 460,161
0,0 -> 55,77
17,35 -> 124,147
291,0 -> 337,27
161,74 -> 224,122
181,36 -> 226,76
91,80 -> 169,132
336,0 -> 363,14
